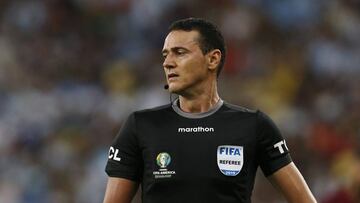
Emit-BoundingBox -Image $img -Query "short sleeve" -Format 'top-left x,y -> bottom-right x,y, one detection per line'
105,113 -> 143,182
256,111 -> 292,176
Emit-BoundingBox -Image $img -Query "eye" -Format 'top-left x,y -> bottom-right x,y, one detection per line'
162,53 -> 168,59
176,49 -> 186,55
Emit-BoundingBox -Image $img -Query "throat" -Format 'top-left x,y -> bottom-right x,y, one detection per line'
178,95 -> 221,113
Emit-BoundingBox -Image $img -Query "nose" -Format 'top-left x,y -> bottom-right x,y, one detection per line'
163,54 -> 176,70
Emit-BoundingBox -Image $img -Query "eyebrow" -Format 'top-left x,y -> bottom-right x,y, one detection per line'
162,40 -> 198,55
162,47 -> 190,55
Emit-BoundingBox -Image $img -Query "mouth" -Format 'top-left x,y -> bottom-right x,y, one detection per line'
167,73 -> 179,80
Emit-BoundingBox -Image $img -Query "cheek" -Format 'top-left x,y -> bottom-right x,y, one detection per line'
183,56 -> 206,73
184,59 -> 207,79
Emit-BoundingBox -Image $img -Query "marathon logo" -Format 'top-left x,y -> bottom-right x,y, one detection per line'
217,145 -> 243,176
178,127 -> 214,133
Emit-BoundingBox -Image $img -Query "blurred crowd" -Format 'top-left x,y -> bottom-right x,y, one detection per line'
0,0 -> 359,202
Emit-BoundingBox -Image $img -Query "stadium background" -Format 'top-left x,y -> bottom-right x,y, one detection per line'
0,0 -> 359,202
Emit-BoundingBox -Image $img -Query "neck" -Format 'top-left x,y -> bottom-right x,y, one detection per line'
178,79 -> 220,113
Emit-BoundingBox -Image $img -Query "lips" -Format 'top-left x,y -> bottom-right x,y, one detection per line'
168,73 -> 179,79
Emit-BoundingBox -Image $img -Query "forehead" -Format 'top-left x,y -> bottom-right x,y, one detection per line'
163,30 -> 200,50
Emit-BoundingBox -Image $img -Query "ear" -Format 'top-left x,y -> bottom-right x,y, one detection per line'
206,49 -> 221,72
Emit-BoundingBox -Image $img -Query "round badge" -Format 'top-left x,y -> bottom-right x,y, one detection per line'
156,152 -> 171,168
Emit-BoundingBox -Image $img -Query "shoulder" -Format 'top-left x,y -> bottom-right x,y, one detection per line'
221,102 -> 276,127
132,103 -> 173,119
222,102 -> 274,119
222,101 -> 257,115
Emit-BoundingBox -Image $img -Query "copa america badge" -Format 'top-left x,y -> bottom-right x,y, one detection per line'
153,152 -> 176,179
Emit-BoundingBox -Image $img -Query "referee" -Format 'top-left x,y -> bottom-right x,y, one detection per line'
103,18 -> 316,203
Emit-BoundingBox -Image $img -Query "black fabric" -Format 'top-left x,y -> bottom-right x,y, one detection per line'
105,102 -> 292,203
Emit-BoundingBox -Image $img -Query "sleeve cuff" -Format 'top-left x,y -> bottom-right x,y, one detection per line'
261,154 -> 292,177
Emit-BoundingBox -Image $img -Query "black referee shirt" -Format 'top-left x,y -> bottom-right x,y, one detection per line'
106,99 -> 292,203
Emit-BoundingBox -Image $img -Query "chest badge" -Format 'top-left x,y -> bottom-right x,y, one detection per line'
153,152 -> 176,179
217,145 -> 244,176
156,152 -> 171,168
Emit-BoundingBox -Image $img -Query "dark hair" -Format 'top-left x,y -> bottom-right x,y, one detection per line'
168,18 -> 226,78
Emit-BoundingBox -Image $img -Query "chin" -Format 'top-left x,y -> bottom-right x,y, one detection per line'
168,84 -> 185,94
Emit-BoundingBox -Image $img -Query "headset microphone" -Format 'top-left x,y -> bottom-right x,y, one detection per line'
164,84 -> 176,104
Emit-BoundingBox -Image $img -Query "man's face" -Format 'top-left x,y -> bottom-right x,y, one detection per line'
162,30 -> 209,94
